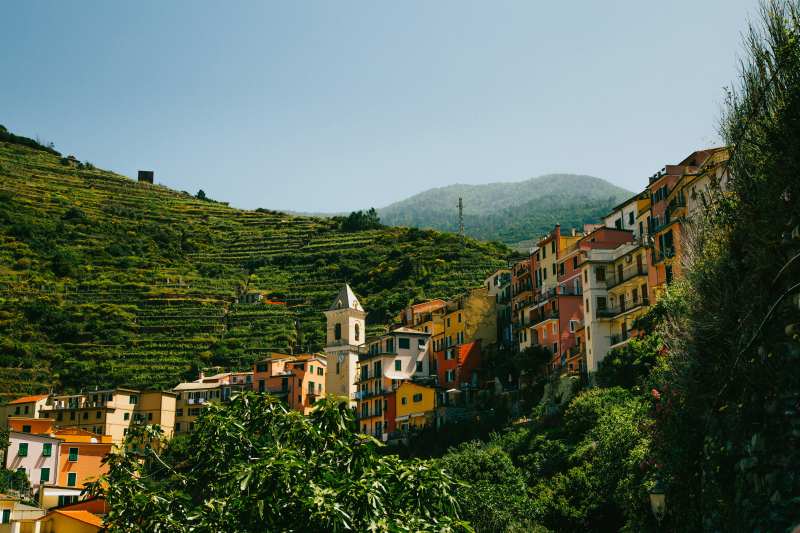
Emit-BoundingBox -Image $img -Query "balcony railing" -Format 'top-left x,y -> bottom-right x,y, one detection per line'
351,387 -> 389,401
651,247 -> 675,265
358,345 -> 396,356
258,386 -> 290,396
530,309 -> 559,326
328,338 -> 355,348
307,388 -> 322,396
610,332 -> 632,346
354,368 -> 385,384
606,263 -> 648,289
558,240 -> 583,258
356,407 -> 384,420
596,297 -> 650,319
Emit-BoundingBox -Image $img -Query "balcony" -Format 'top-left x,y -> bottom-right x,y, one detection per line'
558,240 -> 583,259
356,407 -> 384,420
354,368 -> 385,384
530,309 -> 559,327
609,332 -> 632,347
258,386 -> 290,396
596,297 -> 650,319
606,263 -> 648,290
358,345 -> 396,357
651,247 -> 675,265
307,388 -> 322,397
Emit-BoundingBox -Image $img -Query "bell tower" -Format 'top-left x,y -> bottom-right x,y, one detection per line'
323,284 -> 366,405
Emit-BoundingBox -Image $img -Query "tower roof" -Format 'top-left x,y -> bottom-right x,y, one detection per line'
328,284 -> 363,312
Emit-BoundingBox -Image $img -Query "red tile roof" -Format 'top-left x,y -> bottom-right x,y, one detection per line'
6,395 -> 49,405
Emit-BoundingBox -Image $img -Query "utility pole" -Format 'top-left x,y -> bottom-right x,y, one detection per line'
457,197 -> 465,241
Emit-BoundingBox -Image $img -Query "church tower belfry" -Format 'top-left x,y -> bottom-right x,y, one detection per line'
323,284 -> 366,405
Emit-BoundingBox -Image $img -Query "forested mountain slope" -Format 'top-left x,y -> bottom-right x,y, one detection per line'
290,174 -> 632,245
0,136 -> 511,401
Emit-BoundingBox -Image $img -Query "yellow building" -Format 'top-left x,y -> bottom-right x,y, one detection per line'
1,395 -> 50,425
393,382 -> 438,432
36,509 -> 103,533
439,287 -> 497,353
38,389 -> 176,444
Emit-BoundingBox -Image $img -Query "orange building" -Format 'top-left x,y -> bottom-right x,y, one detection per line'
252,354 -> 326,414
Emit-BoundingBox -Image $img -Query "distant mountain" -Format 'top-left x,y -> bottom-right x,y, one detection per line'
290,174 -> 633,245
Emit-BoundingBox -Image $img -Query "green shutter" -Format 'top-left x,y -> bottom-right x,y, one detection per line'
67,472 -> 77,487
2,509 -> 10,524
42,443 -> 52,457
40,468 -> 49,483
68,447 -> 79,461
18,443 -> 28,456
58,496 -> 64,507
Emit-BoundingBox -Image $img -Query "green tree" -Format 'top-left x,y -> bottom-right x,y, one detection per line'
92,394 -> 472,533
196,189 -> 207,200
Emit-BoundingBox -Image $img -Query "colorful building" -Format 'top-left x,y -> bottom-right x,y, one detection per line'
252,353 -> 327,414
38,389 -> 176,444
36,509 -> 103,533
4,430 -> 62,498
355,327 -> 432,437
0,395 -> 50,424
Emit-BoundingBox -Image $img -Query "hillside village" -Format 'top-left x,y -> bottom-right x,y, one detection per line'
0,145 -> 731,529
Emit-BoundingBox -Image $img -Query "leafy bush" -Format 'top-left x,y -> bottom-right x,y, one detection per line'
12,257 -> 31,271
95,394 -> 473,533
50,249 -> 78,277
563,387 -> 631,439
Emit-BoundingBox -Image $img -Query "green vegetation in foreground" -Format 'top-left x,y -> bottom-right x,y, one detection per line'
0,137 -> 511,399
93,394 -> 473,533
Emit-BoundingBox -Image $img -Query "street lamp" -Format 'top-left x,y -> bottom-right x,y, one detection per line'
650,479 -> 666,525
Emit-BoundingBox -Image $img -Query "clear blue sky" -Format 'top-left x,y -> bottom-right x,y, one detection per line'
1,1 -> 758,213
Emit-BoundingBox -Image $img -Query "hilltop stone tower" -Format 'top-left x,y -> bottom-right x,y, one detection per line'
323,284 -> 366,405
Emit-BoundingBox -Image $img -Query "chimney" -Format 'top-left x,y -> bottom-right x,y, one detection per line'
199,371 -> 205,382
571,228 -> 576,237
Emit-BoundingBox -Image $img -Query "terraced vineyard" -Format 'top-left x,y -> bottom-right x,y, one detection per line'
0,138 -> 511,401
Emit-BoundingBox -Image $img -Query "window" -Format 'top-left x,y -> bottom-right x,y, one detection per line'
93,426 -> 102,435
401,397 -> 408,405
597,297 -> 607,310
298,394 -> 302,403
14,406 -> 20,415
148,413 -> 153,421
542,327 -> 547,339
124,412 -> 130,421
336,363 -> 340,375
399,338 -> 410,349
1,510 -> 10,524
416,361 -> 423,373
22,425 -> 31,433
40,467 -> 50,483
189,408 -> 201,416
551,241 -> 556,254
543,269 -> 547,280
553,342 -> 558,354
246,375 -> 252,384
123,428 -> 129,436
176,423 -> 182,431
317,367 -> 323,376
82,412 -> 88,419
96,411 -> 102,419
70,412 -> 75,421
445,370 -> 455,382
43,443 -> 52,456
129,395 -> 138,405
334,323 -> 342,340
570,320 -> 577,333
24,405 -> 29,414
57,412 -> 63,422
629,211 -> 635,226
189,422 -> 195,431
542,246 -> 546,259
355,323 -> 360,341
457,331 -> 463,344
177,408 -> 183,417
18,443 -> 28,456
445,350 -> 454,360
310,365 -> 313,374
256,364 -> 267,373
446,317 -> 451,327
298,379 -> 302,387
596,267 -> 606,282
457,313 -> 462,323
69,447 -> 79,461
418,338 -> 425,348
552,323 -> 557,335
584,270 -> 588,283
67,472 -> 77,487
413,393 -> 422,402
552,263 -> 556,275
587,326 -> 591,340
573,256 -> 578,270
395,360 -> 401,371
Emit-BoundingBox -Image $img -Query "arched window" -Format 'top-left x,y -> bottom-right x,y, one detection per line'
355,323 -> 360,341
337,300 -> 342,309
334,323 -> 342,340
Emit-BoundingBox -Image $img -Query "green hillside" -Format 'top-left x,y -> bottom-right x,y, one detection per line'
291,174 -> 632,245
0,134 -> 511,401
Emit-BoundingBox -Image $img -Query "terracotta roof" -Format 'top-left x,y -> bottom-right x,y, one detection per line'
0,492 -> 21,501
7,395 -> 49,405
39,510 -> 103,528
